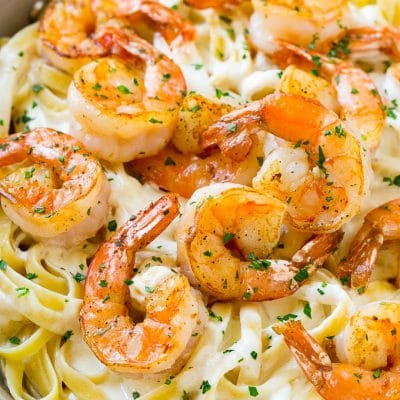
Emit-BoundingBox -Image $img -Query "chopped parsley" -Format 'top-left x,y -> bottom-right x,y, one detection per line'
383,175 -> 400,187
223,232 -> 235,244
32,84 -> 44,93
248,386 -> 259,397
164,156 -> 176,166
62,330 -> 73,341
108,220 -> 117,232
117,85 -> 131,94
72,272 -> 86,283
16,287 -> 29,297
26,272 -> 38,280
99,280 -> 107,287
9,336 -> 21,345
276,313 -> 297,322
200,380 -> 211,394
248,252 -> 271,270
303,302 -> 312,319
0,259 -> 7,271
372,369 -> 381,379
293,267 -> 309,282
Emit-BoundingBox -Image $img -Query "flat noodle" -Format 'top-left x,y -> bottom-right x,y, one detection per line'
0,0 -> 399,399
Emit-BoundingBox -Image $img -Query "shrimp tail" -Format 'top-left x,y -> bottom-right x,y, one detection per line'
348,26 -> 400,60
201,101 -> 262,162
273,321 -> 332,388
337,222 -> 384,291
83,192 -> 179,301
292,230 -> 344,268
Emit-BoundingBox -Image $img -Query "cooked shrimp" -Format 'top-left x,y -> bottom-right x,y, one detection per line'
68,22 -> 186,162
274,318 -> 400,399
80,193 -> 207,375
183,0 -> 239,9
171,94 -> 233,155
337,198 -> 400,291
0,128 -> 110,247
39,0 -> 106,73
129,139 -> 264,198
92,0 -> 195,45
202,93 -> 365,232
346,26 -> 400,61
250,0 -> 350,53
335,301 -> 400,371
40,0 -> 194,73
271,41 -> 385,151
176,183 -> 343,301
128,94 -> 263,198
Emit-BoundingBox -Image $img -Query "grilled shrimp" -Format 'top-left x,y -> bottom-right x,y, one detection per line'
176,183 -> 343,301
335,301 -> 400,371
250,0 -> 350,52
337,198 -> 400,291
202,93 -> 365,232
40,0 -> 194,73
80,194 -> 207,375
39,0 -> 106,73
271,41 -> 385,152
68,22 -> 186,162
129,94 -> 264,198
92,0 -> 194,45
274,305 -> 400,400
0,128 -> 110,247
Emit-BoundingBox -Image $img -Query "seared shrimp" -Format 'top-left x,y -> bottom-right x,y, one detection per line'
40,0 -> 194,73
39,0 -> 106,73
335,301 -> 400,371
274,316 -> 400,399
68,22 -> 186,162
183,0 -> 239,9
271,41 -> 385,151
347,26 -> 400,61
0,128 -> 110,247
129,94 -> 263,198
337,198 -> 400,291
176,183 -> 343,301
129,140 -> 264,198
250,0 -> 349,52
203,93 -> 365,232
80,193 -> 207,375
92,0 -> 195,45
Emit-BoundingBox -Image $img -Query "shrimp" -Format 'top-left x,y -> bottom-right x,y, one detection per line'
249,0 -> 350,53
346,26 -> 400,61
39,0 -> 194,73
128,94 -> 263,198
336,198 -> 400,291
80,193 -> 207,375
68,22 -> 186,162
0,128 -> 110,247
202,93 -> 365,232
274,307 -> 400,400
271,40 -> 385,152
128,140 -> 264,198
92,0 -> 195,45
176,183 -> 343,301
183,0 -> 239,9
335,301 -> 400,371
39,0 -> 106,73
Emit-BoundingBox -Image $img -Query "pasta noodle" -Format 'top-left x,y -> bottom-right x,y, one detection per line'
0,1 -> 399,399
